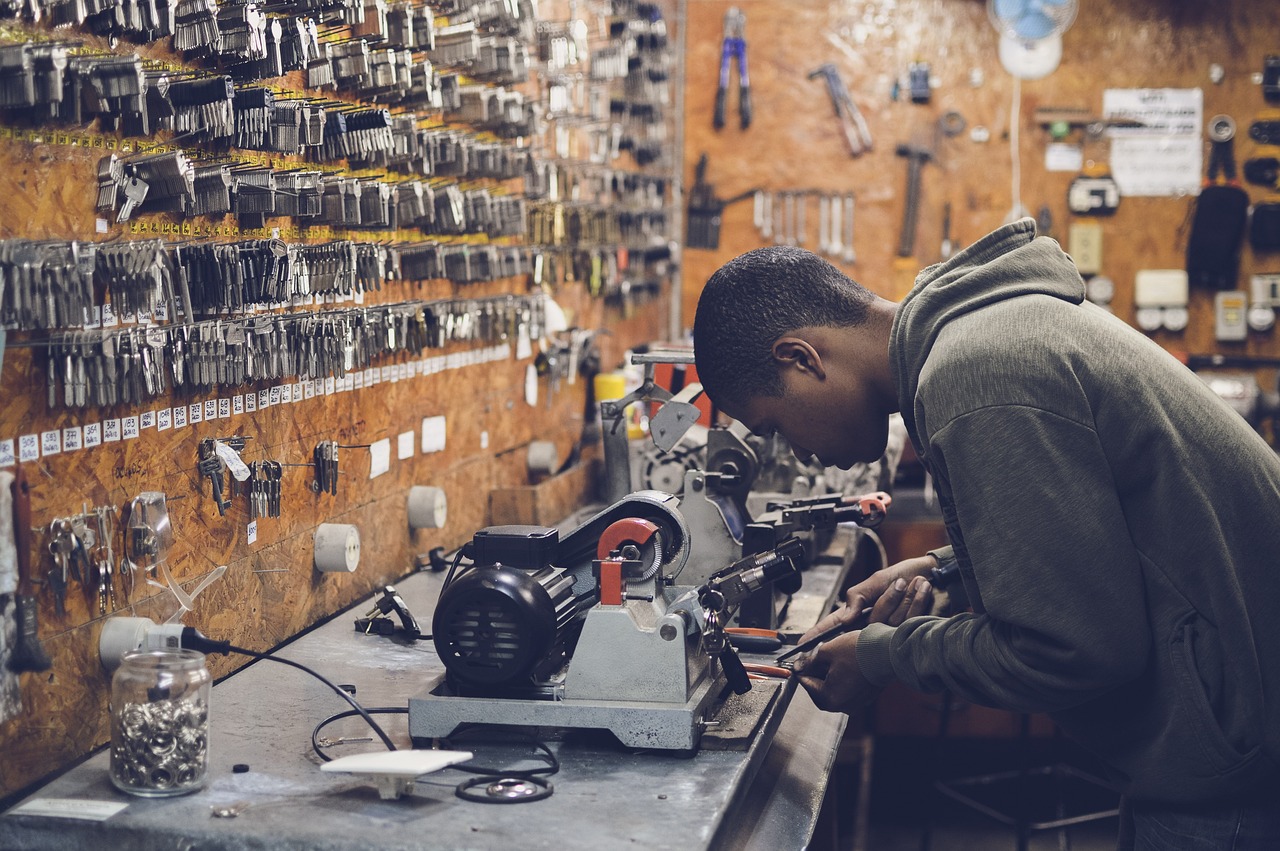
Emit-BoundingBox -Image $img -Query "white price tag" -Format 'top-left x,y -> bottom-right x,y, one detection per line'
8,797 -> 129,822
19,434 -> 39,462
84,424 -> 101,448
62,427 -> 82,452
247,520 -> 258,544
122,417 -> 139,440
204,400 -> 218,420
421,416 -> 446,453
218,398 -> 231,418
233,395 -> 245,415
157,409 -> 171,432
140,411 -> 155,430
41,430 -> 61,456
189,402 -> 203,424
0,439 -> 15,466
103,419 -> 121,442
173,406 -> 187,429
369,438 -> 391,479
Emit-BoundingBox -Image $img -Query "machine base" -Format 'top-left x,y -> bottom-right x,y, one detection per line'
408,671 -> 723,751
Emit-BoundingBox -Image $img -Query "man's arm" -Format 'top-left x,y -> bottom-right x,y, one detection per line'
858,404 -> 1150,714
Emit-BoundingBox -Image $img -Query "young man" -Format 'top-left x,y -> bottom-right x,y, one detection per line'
693,219 -> 1280,848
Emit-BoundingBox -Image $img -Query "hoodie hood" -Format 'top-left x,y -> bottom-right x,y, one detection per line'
889,218 -> 1085,440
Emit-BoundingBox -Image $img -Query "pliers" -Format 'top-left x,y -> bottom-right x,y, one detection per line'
714,7 -> 751,130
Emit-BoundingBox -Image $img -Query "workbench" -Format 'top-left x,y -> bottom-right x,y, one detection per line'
0,527 -> 860,851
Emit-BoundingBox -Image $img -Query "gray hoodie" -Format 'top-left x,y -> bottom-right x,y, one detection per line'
858,218 -> 1280,803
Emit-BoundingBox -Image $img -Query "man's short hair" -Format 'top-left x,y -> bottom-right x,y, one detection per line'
693,246 -> 874,410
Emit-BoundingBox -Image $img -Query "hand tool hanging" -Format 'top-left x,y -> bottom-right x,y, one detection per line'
7,466 -> 52,673
687,153 -> 758,250
895,139 -> 934,258
713,7 -> 750,130
808,63 -> 873,156
1186,115 -> 1249,291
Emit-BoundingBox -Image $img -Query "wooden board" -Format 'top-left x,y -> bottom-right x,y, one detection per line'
0,1 -> 677,799
681,0 -> 1280,420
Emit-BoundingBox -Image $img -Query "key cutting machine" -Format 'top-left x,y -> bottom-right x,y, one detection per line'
408,491 -> 804,751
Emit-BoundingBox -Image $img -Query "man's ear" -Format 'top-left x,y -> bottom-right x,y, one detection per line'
772,337 -> 826,380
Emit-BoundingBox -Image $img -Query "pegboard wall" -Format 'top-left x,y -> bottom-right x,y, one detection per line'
0,0 -> 678,799
681,0 -> 1280,442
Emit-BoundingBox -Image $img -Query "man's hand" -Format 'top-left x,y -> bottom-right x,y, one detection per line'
792,556 -> 937,715
793,630 -> 878,713
799,556 -> 936,645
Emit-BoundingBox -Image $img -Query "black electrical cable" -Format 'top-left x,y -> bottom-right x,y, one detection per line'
441,545 -> 471,591
311,710 -> 561,804
311,707 -> 407,763
439,725 -> 560,780
180,629 -> 401,755
221,644 -> 399,754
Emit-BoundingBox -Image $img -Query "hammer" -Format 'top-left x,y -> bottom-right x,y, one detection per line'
7,465 -> 52,673
895,143 -> 934,257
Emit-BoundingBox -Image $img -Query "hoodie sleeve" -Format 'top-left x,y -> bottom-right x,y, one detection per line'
860,403 -> 1151,714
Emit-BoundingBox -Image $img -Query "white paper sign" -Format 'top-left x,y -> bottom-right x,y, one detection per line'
8,797 -> 129,822
369,439 -> 391,479
1103,88 -> 1203,197
422,416 -> 446,454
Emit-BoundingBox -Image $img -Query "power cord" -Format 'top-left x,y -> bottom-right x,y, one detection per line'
310,711 -> 559,803
179,629 -> 399,755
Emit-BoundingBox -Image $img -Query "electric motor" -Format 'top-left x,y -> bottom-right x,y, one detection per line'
433,526 -> 586,693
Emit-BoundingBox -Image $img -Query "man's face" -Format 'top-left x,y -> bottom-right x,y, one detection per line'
724,365 -> 891,470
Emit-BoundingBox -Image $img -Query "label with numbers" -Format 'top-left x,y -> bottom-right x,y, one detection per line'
122,417 -> 139,439
247,520 -> 258,544
62,427 -> 82,452
245,392 -> 257,413
141,411 -> 155,430
101,302 -> 118,328
42,430 -> 61,455
382,366 -> 392,383
19,434 -> 39,462
157,409 -> 172,431
173,406 -> 187,429
304,381 -> 315,400
233,395 -> 244,415
8,797 -> 129,822
204,400 -> 218,420
104,419 -> 121,442
258,389 -> 270,409
292,384 -> 303,403
188,403 -> 202,424
219,398 -> 231,418
353,371 -> 364,390
269,386 -> 281,406
0,439 -> 15,466
325,377 -> 336,395
84,424 -> 102,448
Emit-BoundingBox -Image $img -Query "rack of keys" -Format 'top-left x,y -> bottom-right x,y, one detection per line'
197,436 -> 250,517
245,461 -> 283,520
313,441 -> 339,496
44,506 -> 120,616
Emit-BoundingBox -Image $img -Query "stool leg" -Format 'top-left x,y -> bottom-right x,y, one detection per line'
1016,713 -> 1031,851
918,692 -> 954,851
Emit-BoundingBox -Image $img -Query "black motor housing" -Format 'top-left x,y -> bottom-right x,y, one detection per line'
433,527 -> 586,694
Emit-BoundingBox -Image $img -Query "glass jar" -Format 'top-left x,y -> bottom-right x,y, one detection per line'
109,649 -> 211,797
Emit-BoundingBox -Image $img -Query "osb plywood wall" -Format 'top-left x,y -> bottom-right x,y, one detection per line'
0,0 -> 675,799
681,0 -> 1280,397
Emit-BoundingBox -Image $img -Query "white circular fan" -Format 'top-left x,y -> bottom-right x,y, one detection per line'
988,0 -> 1079,79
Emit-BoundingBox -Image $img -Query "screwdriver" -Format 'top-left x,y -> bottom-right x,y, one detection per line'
777,555 -> 958,665
775,606 -> 873,664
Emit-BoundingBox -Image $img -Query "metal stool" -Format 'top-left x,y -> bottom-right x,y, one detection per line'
921,696 -> 1119,851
